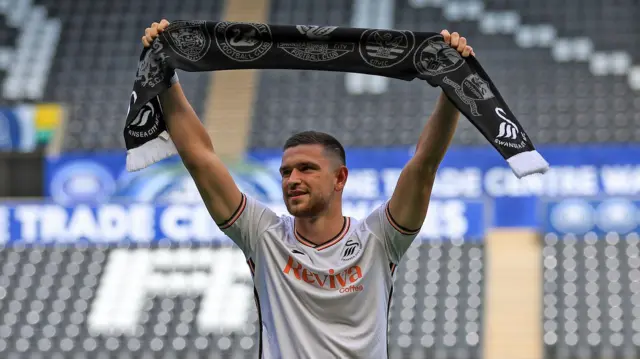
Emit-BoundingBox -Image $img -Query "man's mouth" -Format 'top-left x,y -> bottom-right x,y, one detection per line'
288,191 -> 307,199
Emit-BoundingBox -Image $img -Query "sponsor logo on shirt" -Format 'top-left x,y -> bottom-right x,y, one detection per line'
282,256 -> 364,293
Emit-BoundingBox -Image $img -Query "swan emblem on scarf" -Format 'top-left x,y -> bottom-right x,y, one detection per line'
230,28 -> 260,47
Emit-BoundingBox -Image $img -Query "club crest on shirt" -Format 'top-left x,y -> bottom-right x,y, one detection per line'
341,238 -> 362,261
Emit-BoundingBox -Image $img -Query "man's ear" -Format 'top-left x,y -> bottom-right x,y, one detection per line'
335,165 -> 348,192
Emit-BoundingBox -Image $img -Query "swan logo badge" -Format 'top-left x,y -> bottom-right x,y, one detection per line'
214,22 -> 273,62
277,25 -> 354,62
165,20 -> 211,62
413,35 -> 464,77
493,107 -> 527,149
358,29 -> 415,68
127,96 -> 163,140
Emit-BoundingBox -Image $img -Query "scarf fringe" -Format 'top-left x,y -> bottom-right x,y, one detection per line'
126,131 -> 178,172
506,150 -> 550,178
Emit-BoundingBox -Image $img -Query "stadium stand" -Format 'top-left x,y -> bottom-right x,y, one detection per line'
2,0 -> 637,151
250,0 -> 640,149
543,232 -> 640,358
1,0 -> 223,150
0,239 -> 485,358
387,237 -> 485,359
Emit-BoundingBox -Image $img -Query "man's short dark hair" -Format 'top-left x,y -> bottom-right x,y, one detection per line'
283,131 -> 346,166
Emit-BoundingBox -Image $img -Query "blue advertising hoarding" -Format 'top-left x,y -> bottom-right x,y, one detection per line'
43,144 -> 640,230
0,199 -> 488,244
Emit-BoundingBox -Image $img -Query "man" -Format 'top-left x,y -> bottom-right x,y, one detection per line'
142,19 -> 475,359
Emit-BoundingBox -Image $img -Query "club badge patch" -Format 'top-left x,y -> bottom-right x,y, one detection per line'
214,22 -> 272,62
414,35 -> 464,76
359,29 -> 415,68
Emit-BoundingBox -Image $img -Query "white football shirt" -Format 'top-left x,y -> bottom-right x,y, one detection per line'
219,193 -> 421,359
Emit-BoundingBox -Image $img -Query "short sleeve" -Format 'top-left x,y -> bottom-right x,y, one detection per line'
364,201 -> 422,264
218,193 -> 281,257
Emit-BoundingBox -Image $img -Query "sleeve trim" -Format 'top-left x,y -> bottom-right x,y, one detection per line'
385,202 -> 421,235
218,193 -> 247,229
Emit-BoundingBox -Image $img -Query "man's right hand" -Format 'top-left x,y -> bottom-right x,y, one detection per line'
142,19 -> 170,48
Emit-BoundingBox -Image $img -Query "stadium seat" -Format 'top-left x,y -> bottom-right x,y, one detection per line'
543,232 -> 640,358
1,0 -> 637,150
387,237 -> 485,359
248,0 -> 640,149
0,239 -> 485,358
0,0 -> 224,150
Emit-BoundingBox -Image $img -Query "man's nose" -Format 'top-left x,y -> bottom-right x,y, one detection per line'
286,169 -> 302,187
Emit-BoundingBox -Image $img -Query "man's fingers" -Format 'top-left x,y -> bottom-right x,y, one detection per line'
440,29 -> 451,44
142,20 -> 170,47
147,27 -> 159,42
457,37 -> 467,52
441,30 -> 475,56
450,32 -> 460,47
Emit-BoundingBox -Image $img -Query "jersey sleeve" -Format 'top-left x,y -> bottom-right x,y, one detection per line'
217,193 -> 281,257
364,201 -> 422,264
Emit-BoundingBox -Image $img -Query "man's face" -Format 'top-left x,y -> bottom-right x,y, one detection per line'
279,144 -> 346,217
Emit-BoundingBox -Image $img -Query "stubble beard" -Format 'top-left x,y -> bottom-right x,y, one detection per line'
286,193 -> 330,218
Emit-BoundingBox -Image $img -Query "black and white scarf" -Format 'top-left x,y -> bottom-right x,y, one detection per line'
124,20 -> 549,178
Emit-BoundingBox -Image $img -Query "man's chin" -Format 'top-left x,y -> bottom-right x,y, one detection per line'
286,203 -> 304,216
286,202 -> 314,217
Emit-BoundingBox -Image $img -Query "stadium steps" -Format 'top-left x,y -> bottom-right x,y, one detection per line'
204,0 -> 271,161
484,229 -> 542,359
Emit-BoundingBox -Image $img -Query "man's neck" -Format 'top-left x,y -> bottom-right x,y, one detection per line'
295,211 -> 346,247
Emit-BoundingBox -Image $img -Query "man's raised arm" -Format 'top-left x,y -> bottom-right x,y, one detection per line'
387,30 -> 474,233
159,82 -> 243,225
365,30 -> 474,264
143,19 -> 242,225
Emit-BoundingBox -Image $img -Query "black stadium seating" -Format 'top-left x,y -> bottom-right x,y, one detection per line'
250,0 -> 640,148
0,239 -> 485,358
1,0 -> 222,150
1,0 -> 636,150
543,232 -> 640,358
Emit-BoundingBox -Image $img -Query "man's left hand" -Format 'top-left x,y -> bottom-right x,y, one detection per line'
440,29 -> 475,57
